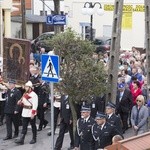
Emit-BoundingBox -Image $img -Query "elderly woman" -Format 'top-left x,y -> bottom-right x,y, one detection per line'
131,95 -> 149,135
130,80 -> 142,105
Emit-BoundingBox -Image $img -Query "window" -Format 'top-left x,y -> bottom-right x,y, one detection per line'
94,39 -> 103,45
40,10 -> 47,16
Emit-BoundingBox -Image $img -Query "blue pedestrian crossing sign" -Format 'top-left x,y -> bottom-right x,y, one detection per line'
41,54 -> 59,83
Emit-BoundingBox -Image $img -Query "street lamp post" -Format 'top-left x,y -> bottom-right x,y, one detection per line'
82,2 -> 104,41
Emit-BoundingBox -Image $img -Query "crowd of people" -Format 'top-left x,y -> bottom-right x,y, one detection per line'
0,46 -> 149,150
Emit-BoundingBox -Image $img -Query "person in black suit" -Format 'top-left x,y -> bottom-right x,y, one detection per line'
82,94 -> 106,119
37,79 -> 49,131
54,95 -> 74,150
29,66 -> 41,94
3,79 -> 22,140
105,102 -> 123,135
92,112 -> 121,149
116,83 -> 133,133
47,94 -> 61,136
95,94 -> 106,113
74,106 -> 96,150
0,83 -> 7,126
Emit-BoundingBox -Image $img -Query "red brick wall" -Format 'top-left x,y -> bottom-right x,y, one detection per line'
12,0 -> 32,16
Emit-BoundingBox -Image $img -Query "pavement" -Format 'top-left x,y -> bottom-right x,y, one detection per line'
0,124 -> 73,150
0,109 -> 137,150
0,127 -> 134,150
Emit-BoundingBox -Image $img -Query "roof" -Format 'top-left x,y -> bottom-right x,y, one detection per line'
119,132 -> 150,150
105,132 -> 150,150
11,15 -> 46,23
95,36 -> 111,41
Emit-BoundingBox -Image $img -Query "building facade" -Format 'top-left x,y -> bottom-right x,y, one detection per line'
11,0 -> 63,40
64,0 -> 145,50
10,0 -> 145,50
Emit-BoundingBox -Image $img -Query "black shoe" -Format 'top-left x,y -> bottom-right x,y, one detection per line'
47,132 -> 51,136
15,139 -> 24,145
37,128 -> 42,131
29,139 -> 36,144
122,127 -> 128,133
47,132 -> 55,136
3,136 -> 12,140
54,147 -> 61,150
12,134 -> 18,138
68,146 -> 74,150
122,128 -> 127,134
0,122 -> 3,126
15,134 -> 25,145
43,121 -> 48,128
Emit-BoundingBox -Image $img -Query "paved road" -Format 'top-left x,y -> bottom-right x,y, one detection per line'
0,109 -> 135,150
0,109 -> 72,150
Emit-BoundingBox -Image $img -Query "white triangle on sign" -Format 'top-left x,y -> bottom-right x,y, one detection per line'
42,56 -> 58,78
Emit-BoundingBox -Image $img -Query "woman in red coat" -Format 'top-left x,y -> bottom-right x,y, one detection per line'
131,81 -> 142,105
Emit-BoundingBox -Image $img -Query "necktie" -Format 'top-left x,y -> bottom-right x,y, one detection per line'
99,125 -> 102,131
135,107 -> 140,126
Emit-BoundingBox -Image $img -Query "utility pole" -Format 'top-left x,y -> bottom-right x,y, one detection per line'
53,0 -> 61,34
144,0 -> 150,99
21,0 -> 26,39
106,0 -> 124,103
53,0 -> 61,56
0,0 -> 3,57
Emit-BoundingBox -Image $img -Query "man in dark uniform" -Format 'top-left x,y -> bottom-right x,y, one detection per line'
105,102 -> 123,135
92,112 -> 121,149
3,79 -> 22,140
54,95 -> 74,150
74,106 -> 96,150
0,83 -> 7,126
82,94 -> 106,119
116,83 -> 132,133
37,79 -> 49,131
47,92 -> 61,136
29,66 -> 40,94
91,94 -> 106,118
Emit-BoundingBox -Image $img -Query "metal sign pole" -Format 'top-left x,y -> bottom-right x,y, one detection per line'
41,54 -> 59,149
50,82 -> 54,150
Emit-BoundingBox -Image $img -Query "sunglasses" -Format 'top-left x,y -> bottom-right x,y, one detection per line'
136,100 -> 142,103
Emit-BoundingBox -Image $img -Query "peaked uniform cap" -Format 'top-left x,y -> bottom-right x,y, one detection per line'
80,106 -> 91,112
8,79 -> 16,84
95,112 -> 107,119
106,102 -> 116,109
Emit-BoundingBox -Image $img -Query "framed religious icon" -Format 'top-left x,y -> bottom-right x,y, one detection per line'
3,38 -> 31,85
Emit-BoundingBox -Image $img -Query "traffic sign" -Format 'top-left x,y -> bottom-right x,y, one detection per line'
41,54 -> 59,83
46,15 -> 66,25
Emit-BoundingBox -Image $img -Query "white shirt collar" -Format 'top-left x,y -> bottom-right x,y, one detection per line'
85,116 -> 90,122
108,113 -> 113,118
